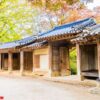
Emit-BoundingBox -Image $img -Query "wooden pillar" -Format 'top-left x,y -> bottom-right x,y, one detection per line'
0,53 -> 2,70
51,45 -> 60,76
33,54 -> 35,72
8,53 -> 13,73
60,47 -> 71,76
76,44 -> 84,80
20,51 -> 24,75
48,44 -> 52,76
97,41 -> 100,79
32,51 -> 34,72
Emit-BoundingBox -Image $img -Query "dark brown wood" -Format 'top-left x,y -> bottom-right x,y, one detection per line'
76,44 -> 99,79
97,40 -> 100,79
2,54 -> 8,70
12,53 -> 20,70
24,52 -> 33,71
80,45 -> 97,71
82,70 -> 98,77
51,45 -> 60,76
59,47 -> 71,76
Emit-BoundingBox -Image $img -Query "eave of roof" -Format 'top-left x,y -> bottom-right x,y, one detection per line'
0,18 -> 96,50
0,35 -> 37,49
71,24 -> 100,43
22,41 -> 48,50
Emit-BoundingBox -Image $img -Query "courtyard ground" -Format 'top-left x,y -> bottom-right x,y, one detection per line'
0,75 -> 100,100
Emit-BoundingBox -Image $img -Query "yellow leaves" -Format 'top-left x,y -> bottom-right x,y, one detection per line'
0,0 -> 35,42
60,9 -> 81,24
29,0 -> 79,11
95,16 -> 100,23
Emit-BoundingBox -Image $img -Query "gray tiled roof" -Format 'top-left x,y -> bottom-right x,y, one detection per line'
0,18 -> 96,49
38,18 -> 96,39
0,35 -> 36,49
71,24 -> 100,42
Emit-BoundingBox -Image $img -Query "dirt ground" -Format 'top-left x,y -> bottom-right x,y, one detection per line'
0,76 -> 100,100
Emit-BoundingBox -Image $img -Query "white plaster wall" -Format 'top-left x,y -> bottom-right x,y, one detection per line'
40,55 -> 49,70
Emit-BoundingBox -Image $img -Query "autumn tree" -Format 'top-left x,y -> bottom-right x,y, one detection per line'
28,0 -> 81,26
93,6 -> 100,23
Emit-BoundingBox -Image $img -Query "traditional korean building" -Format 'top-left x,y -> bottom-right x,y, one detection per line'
72,24 -> 100,79
0,18 -> 96,77
0,36 -> 36,74
35,18 -> 96,76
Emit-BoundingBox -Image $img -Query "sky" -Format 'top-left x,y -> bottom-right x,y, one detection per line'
86,0 -> 100,10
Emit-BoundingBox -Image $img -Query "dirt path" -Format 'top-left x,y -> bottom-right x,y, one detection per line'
0,76 -> 100,100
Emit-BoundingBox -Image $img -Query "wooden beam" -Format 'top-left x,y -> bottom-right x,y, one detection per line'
20,51 -> 24,75
8,53 -> 13,73
32,51 -> 34,72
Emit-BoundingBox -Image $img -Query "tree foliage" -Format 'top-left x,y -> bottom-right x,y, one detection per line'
0,0 -> 37,42
28,0 -> 86,27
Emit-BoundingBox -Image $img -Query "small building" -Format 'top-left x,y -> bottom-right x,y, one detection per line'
22,41 -> 49,75
72,24 -> 100,79
36,18 -> 96,76
0,36 -> 36,74
0,18 -> 96,77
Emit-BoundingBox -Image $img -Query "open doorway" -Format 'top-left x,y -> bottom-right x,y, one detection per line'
1,53 -> 8,70
69,48 -> 77,75
12,53 -> 20,70
24,51 -> 33,72
80,44 -> 98,79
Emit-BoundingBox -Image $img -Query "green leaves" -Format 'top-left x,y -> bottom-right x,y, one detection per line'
0,0 -> 36,43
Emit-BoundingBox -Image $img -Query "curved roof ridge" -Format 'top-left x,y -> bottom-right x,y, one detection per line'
39,17 -> 94,36
54,18 -> 91,30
